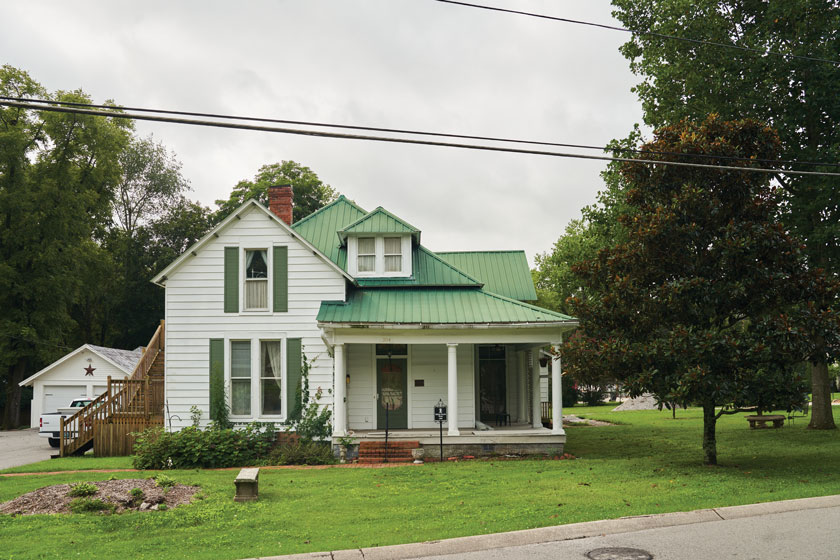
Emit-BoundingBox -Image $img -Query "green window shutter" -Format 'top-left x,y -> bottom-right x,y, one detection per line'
224,247 -> 239,313
286,338 -> 302,420
209,339 -> 225,422
273,245 -> 288,312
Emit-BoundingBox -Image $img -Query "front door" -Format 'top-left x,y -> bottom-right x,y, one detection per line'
479,345 -> 507,423
376,358 -> 408,429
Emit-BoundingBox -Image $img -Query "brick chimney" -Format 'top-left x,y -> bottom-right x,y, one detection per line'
268,184 -> 294,225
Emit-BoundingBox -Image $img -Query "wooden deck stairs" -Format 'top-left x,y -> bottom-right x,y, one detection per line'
357,440 -> 420,464
60,321 -> 166,457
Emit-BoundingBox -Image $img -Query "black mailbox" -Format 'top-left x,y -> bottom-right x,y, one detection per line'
434,401 -> 447,422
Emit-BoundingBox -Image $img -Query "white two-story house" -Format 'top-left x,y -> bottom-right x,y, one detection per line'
152,185 -> 576,456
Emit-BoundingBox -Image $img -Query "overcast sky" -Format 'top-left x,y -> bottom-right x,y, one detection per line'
1,0 -> 645,264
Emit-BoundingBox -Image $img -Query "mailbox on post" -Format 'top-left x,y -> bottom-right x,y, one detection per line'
434,399 -> 447,462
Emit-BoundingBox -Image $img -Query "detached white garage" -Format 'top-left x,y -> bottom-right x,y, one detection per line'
19,344 -> 143,427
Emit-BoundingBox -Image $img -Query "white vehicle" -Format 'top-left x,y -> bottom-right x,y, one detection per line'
39,398 -> 93,448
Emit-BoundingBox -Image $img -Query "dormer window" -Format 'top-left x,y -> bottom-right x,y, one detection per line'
245,249 -> 268,310
384,237 -> 402,272
357,237 -> 376,273
348,235 -> 412,277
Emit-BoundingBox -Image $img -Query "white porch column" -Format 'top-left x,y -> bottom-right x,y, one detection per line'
447,343 -> 460,436
518,351 -> 528,423
531,349 -> 542,428
551,341 -> 565,435
333,343 -> 347,436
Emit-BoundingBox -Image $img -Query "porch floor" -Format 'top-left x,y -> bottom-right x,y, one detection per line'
345,423 -> 565,446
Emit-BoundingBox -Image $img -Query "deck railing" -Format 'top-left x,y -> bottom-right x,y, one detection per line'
60,321 -> 165,457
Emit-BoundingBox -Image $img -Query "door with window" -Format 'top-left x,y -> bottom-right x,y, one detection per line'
478,345 -> 506,423
375,344 -> 408,429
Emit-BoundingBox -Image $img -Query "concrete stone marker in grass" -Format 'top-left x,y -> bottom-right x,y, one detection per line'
234,468 -> 259,502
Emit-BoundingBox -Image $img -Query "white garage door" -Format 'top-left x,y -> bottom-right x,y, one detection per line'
93,385 -> 107,398
42,385 -> 88,414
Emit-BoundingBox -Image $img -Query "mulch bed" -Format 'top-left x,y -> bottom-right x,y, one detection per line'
0,479 -> 199,516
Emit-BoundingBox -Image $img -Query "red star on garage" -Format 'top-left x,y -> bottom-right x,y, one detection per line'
84,365 -> 95,376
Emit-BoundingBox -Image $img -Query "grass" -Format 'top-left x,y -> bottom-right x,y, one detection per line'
1,407 -> 839,559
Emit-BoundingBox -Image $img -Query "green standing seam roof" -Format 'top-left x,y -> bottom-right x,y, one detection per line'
293,197 -> 480,287
317,288 -> 574,325
355,247 -> 481,287
436,250 -> 538,301
292,195 -> 367,268
338,206 -> 421,243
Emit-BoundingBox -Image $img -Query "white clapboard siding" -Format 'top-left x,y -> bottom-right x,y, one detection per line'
164,206 -> 345,431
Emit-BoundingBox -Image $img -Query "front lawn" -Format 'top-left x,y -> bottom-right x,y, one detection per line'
1,407 -> 839,559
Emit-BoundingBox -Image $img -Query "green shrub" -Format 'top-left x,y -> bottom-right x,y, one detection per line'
128,487 -> 144,503
69,498 -> 114,514
561,374 -> 579,408
270,440 -> 336,466
287,351 -> 332,443
67,482 -> 98,497
152,474 -> 176,490
133,421 -> 276,470
158,504 -> 168,511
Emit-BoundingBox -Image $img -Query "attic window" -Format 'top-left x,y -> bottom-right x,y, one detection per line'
349,235 -> 411,277
358,237 -> 375,272
384,237 -> 402,272
245,249 -> 268,310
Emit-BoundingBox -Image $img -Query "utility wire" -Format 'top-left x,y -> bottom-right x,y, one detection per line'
4,96 -> 839,170
434,0 -> 840,67
2,334 -> 76,352
3,100 -> 840,177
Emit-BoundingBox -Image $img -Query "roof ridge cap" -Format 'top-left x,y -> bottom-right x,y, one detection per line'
292,195 -> 367,229
339,205 -> 420,233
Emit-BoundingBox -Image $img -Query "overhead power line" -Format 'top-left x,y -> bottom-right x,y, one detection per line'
3,99 -> 840,178
3,96 -> 839,170
434,0 -> 840,67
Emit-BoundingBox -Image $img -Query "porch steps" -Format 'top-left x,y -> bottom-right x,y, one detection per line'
357,440 -> 420,464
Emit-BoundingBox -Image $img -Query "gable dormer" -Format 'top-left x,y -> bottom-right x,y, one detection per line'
339,207 -> 420,278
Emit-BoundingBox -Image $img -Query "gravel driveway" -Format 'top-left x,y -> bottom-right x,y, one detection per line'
0,429 -> 55,470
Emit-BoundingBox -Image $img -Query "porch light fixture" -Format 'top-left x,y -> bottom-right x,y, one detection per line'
346,373 -> 350,384
539,356 -> 549,368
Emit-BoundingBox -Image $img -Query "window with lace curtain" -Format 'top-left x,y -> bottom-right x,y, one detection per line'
245,249 -> 268,310
357,237 -> 375,273
230,339 -> 284,418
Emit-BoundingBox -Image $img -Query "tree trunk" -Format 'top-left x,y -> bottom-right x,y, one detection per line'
808,359 -> 836,430
702,402 -> 717,466
2,358 -> 27,429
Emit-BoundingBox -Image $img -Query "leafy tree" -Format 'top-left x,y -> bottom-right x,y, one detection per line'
214,160 -> 337,223
563,117 -> 840,465
113,135 -> 189,238
612,0 -> 840,429
0,66 -> 131,427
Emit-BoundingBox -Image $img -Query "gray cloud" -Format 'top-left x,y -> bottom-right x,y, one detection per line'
1,0 -> 644,263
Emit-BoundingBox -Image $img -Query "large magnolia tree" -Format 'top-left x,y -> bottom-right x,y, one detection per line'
563,116 -> 840,465
612,0 -> 840,429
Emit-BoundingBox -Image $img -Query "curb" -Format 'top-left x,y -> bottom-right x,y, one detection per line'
248,494 -> 840,560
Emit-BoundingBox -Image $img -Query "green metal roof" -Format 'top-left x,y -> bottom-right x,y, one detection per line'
317,287 -> 574,325
355,247 -> 481,287
292,195 -> 367,268
338,206 -> 420,243
436,251 -> 537,301
293,197 -> 478,287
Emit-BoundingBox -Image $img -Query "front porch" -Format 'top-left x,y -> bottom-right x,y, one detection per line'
322,324 -> 575,457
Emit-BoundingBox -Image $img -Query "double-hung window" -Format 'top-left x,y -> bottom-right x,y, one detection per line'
350,235 -> 410,277
230,339 -> 284,418
245,249 -> 268,310
357,237 -> 376,273
384,237 -> 402,272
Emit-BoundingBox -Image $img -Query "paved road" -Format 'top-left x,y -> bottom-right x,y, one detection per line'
0,428 -> 54,470
419,506 -> 840,560
262,495 -> 840,560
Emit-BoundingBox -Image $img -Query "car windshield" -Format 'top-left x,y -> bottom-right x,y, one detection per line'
70,400 -> 90,407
